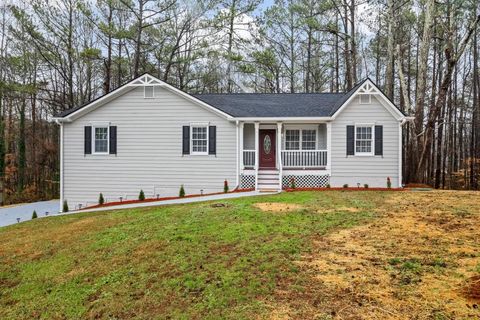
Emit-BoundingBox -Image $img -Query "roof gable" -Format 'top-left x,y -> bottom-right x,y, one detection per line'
54,74 -> 233,122
330,78 -> 406,120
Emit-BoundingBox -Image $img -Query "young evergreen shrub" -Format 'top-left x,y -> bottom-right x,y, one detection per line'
342,184 -> 349,188
63,200 -> 69,212
387,177 -> 392,188
179,185 -> 185,197
32,210 -> 37,219
224,180 -> 229,193
139,190 -> 145,201
99,193 -> 105,205
326,184 -> 331,188
364,184 -> 369,189
290,177 -> 296,189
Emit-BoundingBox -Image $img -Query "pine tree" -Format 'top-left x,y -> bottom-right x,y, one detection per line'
63,200 -> 69,212
32,210 -> 37,219
224,180 -> 229,193
139,189 -> 145,201
179,185 -> 185,197
99,193 -> 105,205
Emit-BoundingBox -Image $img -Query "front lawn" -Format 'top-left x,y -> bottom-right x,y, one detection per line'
0,190 -> 478,319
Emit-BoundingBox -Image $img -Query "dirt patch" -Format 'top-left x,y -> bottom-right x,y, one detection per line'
254,203 -> 303,212
269,190 -> 480,319
463,275 -> 480,303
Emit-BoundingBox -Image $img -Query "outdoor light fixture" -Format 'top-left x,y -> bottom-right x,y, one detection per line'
200,189 -> 204,195
16,218 -> 20,223
119,196 -> 123,202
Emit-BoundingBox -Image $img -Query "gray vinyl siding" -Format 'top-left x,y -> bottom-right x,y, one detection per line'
330,95 -> 400,187
63,87 -> 236,209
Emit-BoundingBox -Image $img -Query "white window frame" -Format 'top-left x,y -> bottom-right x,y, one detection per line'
92,125 -> 109,155
284,126 -> 318,150
359,94 -> 371,104
144,85 -> 155,98
354,124 -> 374,156
190,123 -> 209,155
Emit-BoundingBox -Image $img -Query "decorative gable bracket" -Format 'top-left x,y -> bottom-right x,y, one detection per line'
128,74 -> 164,86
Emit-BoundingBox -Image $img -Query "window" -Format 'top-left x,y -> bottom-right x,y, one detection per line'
144,86 -> 154,98
359,94 -> 371,104
302,130 -> 316,150
286,129 -> 317,150
285,130 -> 300,150
191,125 -> 208,154
355,126 -> 373,155
94,127 -> 109,153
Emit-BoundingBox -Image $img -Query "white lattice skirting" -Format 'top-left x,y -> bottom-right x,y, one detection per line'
240,174 -> 256,189
282,175 -> 330,188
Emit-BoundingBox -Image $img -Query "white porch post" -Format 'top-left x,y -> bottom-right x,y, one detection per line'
240,122 -> 244,170
326,122 -> 332,171
254,122 -> 260,190
277,122 -> 283,190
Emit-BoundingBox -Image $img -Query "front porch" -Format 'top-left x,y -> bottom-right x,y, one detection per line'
239,122 -> 331,190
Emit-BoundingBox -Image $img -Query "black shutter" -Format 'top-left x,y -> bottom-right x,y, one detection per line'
109,126 -> 117,154
182,126 -> 190,155
346,125 -> 354,156
84,126 -> 92,154
208,126 -> 216,155
375,125 -> 383,156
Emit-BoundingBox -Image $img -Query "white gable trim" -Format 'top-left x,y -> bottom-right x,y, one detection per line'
54,73 -> 234,123
331,79 -> 405,121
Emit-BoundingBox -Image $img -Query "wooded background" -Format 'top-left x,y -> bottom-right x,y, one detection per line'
0,0 -> 479,204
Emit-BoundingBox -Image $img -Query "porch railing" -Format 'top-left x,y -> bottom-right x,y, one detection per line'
243,150 -> 256,167
281,150 -> 327,167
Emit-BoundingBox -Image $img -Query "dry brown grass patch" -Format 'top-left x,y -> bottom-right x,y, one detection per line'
268,190 -> 480,319
253,203 -> 303,212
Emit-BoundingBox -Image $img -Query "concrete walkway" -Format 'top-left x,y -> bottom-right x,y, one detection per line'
0,200 -> 59,228
67,191 -> 274,214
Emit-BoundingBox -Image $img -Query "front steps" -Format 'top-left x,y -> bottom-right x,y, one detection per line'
257,169 -> 281,192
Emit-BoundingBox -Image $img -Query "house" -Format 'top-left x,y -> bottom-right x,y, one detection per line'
54,74 -> 411,211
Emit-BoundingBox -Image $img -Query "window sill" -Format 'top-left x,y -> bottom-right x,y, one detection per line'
353,153 -> 375,157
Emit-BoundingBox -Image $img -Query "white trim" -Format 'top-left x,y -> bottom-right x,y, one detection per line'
92,125 -> 110,155
398,122 -> 403,187
54,73 -> 234,122
354,124 -> 374,156
326,122 -> 332,170
277,122 -> 283,189
189,123 -> 209,155
236,121 -> 240,189
59,122 -> 64,212
254,122 -> 260,190
331,79 -> 405,121
240,122 -> 244,168
235,117 -> 331,122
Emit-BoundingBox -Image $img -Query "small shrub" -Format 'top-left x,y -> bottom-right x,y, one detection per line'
342,184 -> 348,188
364,184 -> 369,189
138,190 -> 145,201
98,193 -> 105,205
224,180 -> 229,193
290,177 -> 296,189
326,184 -> 331,188
63,200 -> 69,212
179,185 -> 185,197
32,210 -> 37,219
387,177 -> 392,188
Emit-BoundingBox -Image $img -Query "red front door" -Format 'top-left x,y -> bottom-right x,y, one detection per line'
259,129 -> 276,168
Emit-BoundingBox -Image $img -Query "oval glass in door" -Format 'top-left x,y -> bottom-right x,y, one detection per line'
264,135 -> 271,154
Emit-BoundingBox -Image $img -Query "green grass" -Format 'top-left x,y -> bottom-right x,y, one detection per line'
0,191 -> 387,319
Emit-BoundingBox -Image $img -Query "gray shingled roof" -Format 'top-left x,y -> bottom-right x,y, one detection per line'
58,77 -> 400,119
192,79 -> 366,117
